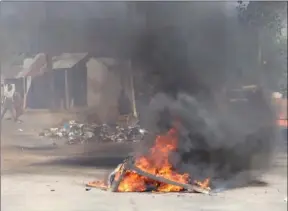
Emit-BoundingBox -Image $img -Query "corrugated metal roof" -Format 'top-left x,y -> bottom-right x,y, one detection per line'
18,53 -> 47,78
52,53 -> 88,69
1,53 -> 88,79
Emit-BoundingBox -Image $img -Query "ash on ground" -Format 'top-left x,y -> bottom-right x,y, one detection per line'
39,120 -> 148,145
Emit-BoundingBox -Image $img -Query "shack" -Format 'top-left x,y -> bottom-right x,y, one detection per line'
26,53 -> 89,110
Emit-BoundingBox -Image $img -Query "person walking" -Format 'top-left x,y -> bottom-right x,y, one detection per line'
1,83 -> 16,121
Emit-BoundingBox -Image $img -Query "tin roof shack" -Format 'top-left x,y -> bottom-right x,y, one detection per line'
85,58 -> 137,123
52,53 -> 89,110
0,53 -> 38,101
26,53 -> 88,110
20,53 -> 52,109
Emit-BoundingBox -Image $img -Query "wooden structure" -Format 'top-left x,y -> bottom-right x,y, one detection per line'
1,2 -> 137,113
24,53 -> 88,110
52,53 -> 88,109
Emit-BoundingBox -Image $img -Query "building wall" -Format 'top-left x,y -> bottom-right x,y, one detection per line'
26,72 -> 52,109
86,57 -> 122,123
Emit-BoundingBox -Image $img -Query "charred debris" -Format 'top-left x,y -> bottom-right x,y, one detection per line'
39,120 -> 148,145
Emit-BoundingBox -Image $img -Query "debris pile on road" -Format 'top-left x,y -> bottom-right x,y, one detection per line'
87,128 -> 211,194
39,120 -> 148,144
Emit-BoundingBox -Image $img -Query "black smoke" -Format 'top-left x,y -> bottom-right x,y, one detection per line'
132,2 -> 277,189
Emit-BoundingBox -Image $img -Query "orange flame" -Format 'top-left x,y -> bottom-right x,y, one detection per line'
117,128 -> 209,192
88,128 -> 210,192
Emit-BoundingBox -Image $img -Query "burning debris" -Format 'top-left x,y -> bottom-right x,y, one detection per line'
39,120 -> 147,144
87,128 -> 211,194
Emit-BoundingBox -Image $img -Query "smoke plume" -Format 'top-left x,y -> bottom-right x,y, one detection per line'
132,2 -> 277,189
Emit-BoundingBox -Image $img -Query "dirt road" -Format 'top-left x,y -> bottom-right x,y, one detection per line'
1,112 -> 287,211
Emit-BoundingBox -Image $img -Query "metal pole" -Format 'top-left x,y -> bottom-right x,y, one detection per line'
64,69 -> 69,109
128,60 -> 138,119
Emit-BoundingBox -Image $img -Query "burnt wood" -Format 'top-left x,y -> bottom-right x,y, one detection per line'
109,162 -> 128,192
109,158 -> 210,194
127,160 -> 210,194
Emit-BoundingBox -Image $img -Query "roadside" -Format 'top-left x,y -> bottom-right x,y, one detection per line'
1,110 -> 286,177
1,111 -> 140,177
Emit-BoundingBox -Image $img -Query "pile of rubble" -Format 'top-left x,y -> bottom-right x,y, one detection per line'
39,120 -> 148,145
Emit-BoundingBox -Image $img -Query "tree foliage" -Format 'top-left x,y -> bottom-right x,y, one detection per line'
237,1 -> 287,33
237,1 -> 287,92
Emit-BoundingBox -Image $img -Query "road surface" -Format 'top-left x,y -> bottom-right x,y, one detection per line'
1,112 -> 287,211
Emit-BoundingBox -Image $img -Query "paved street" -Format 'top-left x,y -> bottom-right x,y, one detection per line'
1,172 -> 287,211
1,112 -> 287,211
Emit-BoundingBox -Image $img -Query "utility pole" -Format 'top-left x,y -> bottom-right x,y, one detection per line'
126,3 -> 138,119
128,60 -> 138,119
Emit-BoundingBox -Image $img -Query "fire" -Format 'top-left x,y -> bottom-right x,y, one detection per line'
88,127 -> 210,192
117,128 -> 209,192
87,180 -> 108,190
195,178 -> 210,189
